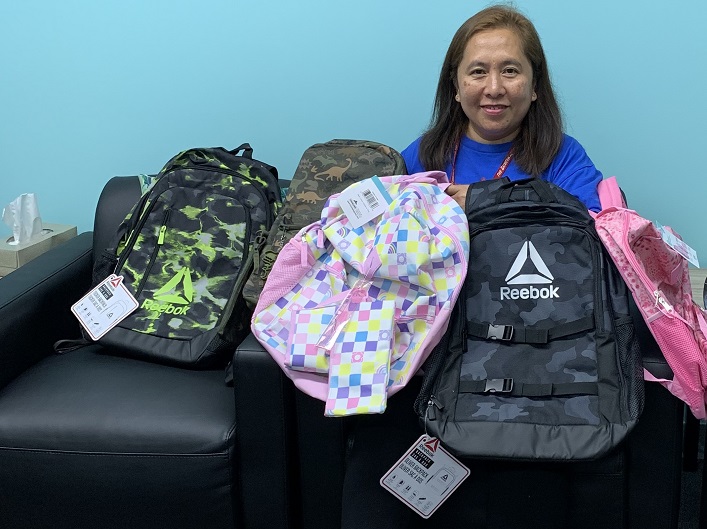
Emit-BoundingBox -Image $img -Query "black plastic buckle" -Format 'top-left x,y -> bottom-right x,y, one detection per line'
484,378 -> 514,393
487,324 -> 513,341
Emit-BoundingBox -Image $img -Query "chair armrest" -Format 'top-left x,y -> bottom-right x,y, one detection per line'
0,232 -> 93,389
93,176 -> 141,257
233,333 -> 298,529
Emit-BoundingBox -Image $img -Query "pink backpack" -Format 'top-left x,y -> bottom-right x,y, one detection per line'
595,177 -> 707,418
251,172 -> 469,416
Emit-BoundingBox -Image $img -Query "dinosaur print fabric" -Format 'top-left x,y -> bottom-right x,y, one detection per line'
242,139 -> 407,309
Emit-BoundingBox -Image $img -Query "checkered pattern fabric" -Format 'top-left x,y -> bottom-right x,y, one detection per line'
252,172 -> 470,413
286,305 -> 336,374
325,299 -> 396,416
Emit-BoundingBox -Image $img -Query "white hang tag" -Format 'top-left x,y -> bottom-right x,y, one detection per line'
339,176 -> 392,229
71,274 -> 139,341
380,435 -> 469,519
656,223 -> 700,267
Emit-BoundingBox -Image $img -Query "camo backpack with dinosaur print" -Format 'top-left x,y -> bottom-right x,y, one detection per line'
91,144 -> 281,368
242,139 -> 406,309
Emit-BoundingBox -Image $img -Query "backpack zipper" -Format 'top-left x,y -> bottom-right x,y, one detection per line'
425,395 -> 444,423
614,214 -> 682,323
411,183 -> 469,274
165,164 -> 278,227
414,182 -> 470,355
134,209 -> 171,297
114,195 -> 163,275
110,190 -> 154,276
414,308 -> 456,417
216,209 -> 253,333
467,217 -> 590,240
459,282 -> 468,353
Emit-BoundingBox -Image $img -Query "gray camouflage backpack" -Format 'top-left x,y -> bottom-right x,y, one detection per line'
90,145 -> 281,368
242,139 -> 407,309
415,177 -> 644,461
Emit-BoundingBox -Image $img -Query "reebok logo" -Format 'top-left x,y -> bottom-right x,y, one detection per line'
500,241 -> 559,300
141,268 -> 194,315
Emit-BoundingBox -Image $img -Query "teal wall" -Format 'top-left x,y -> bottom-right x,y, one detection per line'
2,0 -> 706,261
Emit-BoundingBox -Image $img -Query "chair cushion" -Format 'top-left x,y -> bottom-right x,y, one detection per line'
0,346 -> 235,454
0,346 -> 237,529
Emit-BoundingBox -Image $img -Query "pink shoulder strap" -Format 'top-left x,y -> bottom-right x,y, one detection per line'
597,176 -> 626,210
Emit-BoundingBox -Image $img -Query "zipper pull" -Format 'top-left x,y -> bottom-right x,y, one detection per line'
426,396 -> 443,422
654,290 -> 673,313
157,225 -> 167,245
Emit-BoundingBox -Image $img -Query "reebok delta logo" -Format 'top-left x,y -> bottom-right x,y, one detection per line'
500,241 -> 559,300
141,268 -> 194,315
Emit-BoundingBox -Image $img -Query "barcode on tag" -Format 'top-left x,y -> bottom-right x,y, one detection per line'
71,274 -> 139,340
338,176 -> 392,229
362,189 -> 379,209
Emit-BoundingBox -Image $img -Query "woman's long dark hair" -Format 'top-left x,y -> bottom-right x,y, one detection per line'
418,5 -> 563,177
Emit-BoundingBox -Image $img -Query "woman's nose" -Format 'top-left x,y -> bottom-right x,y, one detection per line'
485,72 -> 505,97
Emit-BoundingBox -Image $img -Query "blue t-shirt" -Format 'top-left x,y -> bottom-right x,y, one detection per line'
401,134 -> 602,212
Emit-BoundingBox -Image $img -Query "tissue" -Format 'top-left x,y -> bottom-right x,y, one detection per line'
2,193 -> 43,245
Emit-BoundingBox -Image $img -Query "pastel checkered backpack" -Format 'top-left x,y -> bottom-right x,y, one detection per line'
251,171 -> 469,416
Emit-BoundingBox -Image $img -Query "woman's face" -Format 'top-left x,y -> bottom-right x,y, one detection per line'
455,28 -> 537,144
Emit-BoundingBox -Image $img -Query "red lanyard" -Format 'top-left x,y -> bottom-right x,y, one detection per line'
450,139 -> 514,184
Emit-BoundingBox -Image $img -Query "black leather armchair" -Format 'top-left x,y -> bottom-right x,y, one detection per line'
0,177 -> 295,529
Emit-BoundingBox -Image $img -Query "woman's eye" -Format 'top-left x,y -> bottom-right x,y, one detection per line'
470,69 -> 485,77
503,67 -> 519,76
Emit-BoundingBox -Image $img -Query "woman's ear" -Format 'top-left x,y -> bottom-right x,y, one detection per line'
453,79 -> 460,102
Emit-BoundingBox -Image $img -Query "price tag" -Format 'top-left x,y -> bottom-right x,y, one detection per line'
71,274 -> 138,340
380,435 -> 469,519
656,223 -> 700,267
339,176 -> 392,229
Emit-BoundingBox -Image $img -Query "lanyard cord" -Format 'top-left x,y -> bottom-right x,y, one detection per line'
450,139 -> 515,184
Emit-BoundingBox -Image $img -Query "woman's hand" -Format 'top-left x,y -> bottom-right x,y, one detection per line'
445,184 -> 469,210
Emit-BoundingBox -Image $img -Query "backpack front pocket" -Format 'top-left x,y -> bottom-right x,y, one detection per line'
119,188 -> 250,339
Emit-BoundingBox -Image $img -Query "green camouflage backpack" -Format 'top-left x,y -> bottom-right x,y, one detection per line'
242,139 -> 407,309
92,144 -> 281,368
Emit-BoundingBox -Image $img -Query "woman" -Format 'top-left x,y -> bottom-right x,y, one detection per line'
341,6 -> 612,529
402,4 -> 602,212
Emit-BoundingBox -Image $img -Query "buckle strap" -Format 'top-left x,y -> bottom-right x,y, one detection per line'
484,378 -> 514,393
459,380 -> 598,397
467,316 -> 594,345
487,324 -> 513,341
467,321 -> 514,341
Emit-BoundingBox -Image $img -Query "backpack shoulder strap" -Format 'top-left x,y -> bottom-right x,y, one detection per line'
597,176 -> 627,210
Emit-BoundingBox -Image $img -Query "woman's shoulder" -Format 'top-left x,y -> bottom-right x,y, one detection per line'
557,133 -> 587,156
401,136 -> 424,174
545,133 -> 603,211
548,133 -> 596,170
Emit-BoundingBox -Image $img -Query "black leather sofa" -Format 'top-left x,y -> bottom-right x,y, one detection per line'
0,176 -> 295,529
0,175 -> 689,528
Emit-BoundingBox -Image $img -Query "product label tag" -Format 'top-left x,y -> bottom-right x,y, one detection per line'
380,435 -> 469,519
71,274 -> 138,340
339,176 -> 392,229
656,223 -> 700,267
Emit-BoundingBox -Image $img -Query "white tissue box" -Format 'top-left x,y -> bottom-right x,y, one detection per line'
0,223 -> 77,276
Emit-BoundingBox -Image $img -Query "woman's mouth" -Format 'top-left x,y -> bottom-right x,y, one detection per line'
482,105 -> 508,115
